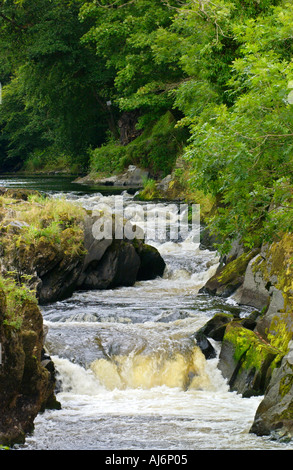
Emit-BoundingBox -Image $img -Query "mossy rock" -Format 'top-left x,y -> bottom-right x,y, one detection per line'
195,312 -> 235,341
218,322 -> 283,397
250,358 -> 293,440
0,284 -> 60,446
200,249 -> 260,297
4,188 -> 41,201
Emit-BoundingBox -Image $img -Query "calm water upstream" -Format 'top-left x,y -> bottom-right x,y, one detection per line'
2,175 -> 292,451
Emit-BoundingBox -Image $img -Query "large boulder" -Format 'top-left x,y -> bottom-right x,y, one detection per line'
199,249 -> 260,298
1,230 -> 86,305
77,239 -> 141,290
250,351 -> 293,440
218,322 -> 283,397
76,215 -> 166,291
236,253 -> 271,310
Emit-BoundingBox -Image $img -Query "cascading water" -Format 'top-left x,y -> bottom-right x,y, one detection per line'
7,184 -> 291,451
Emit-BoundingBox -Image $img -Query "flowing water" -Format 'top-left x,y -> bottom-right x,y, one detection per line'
2,175 -> 292,451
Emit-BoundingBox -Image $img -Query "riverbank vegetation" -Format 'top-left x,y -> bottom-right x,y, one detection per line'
0,190 -> 86,287
0,0 -> 293,252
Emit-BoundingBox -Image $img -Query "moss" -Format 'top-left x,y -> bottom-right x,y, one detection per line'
225,322 -> 282,372
203,249 -> 259,297
267,314 -> 293,357
256,233 -> 293,312
0,277 -> 37,330
278,401 -> 293,421
218,250 -> 259,284
279,369 -> 293,398
251,234 -> 293,352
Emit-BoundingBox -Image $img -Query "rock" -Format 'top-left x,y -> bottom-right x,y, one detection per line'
218,322 -> 283,397
196,312 -> 236,342
193,331 -> 217,360
77,216 -> 166,290
0,191 -> 166,304
80,165 -> 149,188
3,220 -> 29,232
0,291 -> 60,446
250,355 -> 293,440
237,254 -> 271,310
77,240 -> 141,290
76,215 -> 113,288
134,240 -> 166,281
18,235 -> 86,305
199,225 -> 219,251
157,174 -> 172,192
199,249 -> 260,298
193,312 -> 258,362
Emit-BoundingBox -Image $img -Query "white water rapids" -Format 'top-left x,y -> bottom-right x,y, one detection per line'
16,191 -> 293,450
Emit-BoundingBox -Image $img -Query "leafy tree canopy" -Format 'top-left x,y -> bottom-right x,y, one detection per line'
0,0 -> 292,252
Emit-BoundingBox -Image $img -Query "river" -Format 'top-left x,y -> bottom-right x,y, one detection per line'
1,175 -> 292,451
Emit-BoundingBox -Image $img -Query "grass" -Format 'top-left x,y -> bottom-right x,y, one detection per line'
0,192 -> 87,266
0,193 -> 88,327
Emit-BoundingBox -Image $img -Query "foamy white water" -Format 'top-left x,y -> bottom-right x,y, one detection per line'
16,192 -> 293,451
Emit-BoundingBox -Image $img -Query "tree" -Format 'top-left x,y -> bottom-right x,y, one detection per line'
0,0 -> 116,170
180,1 -> 293,251
80,0 -> 186,127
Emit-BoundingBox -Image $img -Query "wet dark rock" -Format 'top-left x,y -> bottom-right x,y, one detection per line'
76,216 -> 165,291
193,331 -> 217,360
134,240 -> 166,281
196,312 -> 235,342
78,239 -> 141,290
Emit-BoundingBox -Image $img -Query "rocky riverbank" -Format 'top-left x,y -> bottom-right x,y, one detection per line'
195,233 -> 293,442
0,279 -> 60,446
133,169 -> 293,442
0,187 -> 166,446
0,187 -> 165,305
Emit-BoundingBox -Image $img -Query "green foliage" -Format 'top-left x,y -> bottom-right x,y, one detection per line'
139,178 -> 159,200
88,111 -> 188,177
80,0 -> 182,115
88,139 -> 127,176
178,0 -> 293,252
1,0 -> 293,255
0,275 -> 37,330
23,150 -> 82,174
124,111 -> 188,176
0,0 -> 111,171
